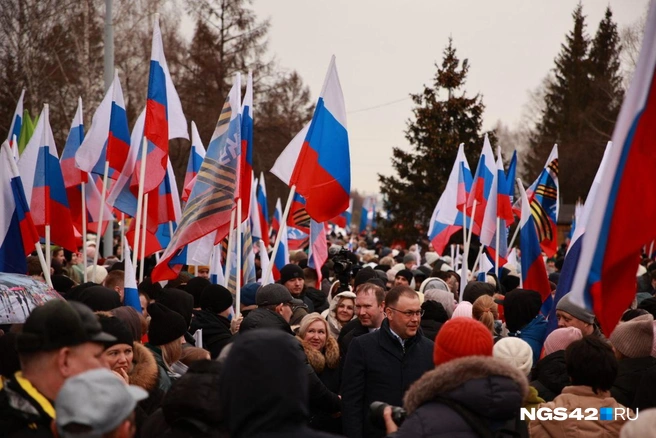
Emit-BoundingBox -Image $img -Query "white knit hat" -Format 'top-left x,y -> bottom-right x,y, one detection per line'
451,301 -> 473,319
493,337 -> 533,376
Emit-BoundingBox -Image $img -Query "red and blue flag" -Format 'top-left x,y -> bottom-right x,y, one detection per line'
238,72 -> 254,219
256,172 -> 270,248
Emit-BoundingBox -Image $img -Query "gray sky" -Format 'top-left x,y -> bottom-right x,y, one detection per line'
250,0 -> 648,195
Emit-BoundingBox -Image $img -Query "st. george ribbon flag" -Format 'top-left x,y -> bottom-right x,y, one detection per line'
570,0 -> 656,336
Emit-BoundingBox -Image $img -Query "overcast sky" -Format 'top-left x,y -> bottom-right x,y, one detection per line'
245,0 -> 648,195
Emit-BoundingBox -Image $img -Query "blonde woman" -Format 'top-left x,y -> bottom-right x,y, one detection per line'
297,313 -> 342,434
322,291 -> 357,338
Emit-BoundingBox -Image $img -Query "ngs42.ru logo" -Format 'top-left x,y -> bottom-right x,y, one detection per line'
520,407 -> 638,421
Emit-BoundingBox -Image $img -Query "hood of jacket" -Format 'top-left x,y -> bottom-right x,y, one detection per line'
162,360 -> 224,431
324,291 -> 356,337
220,330 -> 309,438
403,356 -> 529,420
531,350 -> 569,395
191,309 -> 231,337
130,343 -> 159,392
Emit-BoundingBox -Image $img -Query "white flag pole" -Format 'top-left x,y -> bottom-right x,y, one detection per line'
119,213 -> 125,262
81,182 -> 88,282
92,160 -> 110,280
132,137 -> 148,268
224,209 -> 237,288
236,199 -> 242,318
263,185 -> 296,283
495,217 -> 501,278
139,193 -> 148,283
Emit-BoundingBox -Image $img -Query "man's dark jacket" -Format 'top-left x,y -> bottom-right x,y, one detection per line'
341,318 -> 434,438
189,309 -> 233,359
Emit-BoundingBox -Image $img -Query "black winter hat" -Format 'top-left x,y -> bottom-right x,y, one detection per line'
98,315 -> 134,347
395,269 -> 414,283
502,289 -> 542,333
75,286 -> 121,312
147,302 -> 187,346
51,275 -> 75,294
462,281 -> 495,304
279,264 -> 304,284
157,288 -> 194,328
638,297 -> 656,319
184,277 -> 211,308
200,284 -> 233,314
354,267 -> 377,289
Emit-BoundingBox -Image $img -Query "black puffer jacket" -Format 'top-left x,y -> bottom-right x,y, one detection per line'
390,356 -> 529,437
189,310 -> 233,359
220,330 -> 340,438
530,350 -> 570,402
240,307 -> 294,335
611,356 -> 656,411
141,360 -> 226,438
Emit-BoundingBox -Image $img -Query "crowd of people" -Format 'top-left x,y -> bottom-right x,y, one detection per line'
2,236 -> 656,438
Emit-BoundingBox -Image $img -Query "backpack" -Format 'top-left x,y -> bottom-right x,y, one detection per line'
433,396 -> 528,438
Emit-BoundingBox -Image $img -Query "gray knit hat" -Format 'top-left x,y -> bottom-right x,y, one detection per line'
610,314 -> 654,359
555,293 -> 596,324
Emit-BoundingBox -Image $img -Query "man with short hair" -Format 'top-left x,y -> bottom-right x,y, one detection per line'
54,368 -> 147,438
103,270 -> 125,303
338,283 -> 387,366
0,300 -> 115,437
394,269 -> 413,287
279,264 -> 316,323
342,285 -> 434,438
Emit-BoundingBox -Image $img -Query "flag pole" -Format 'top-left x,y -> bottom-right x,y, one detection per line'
92,161 -> 110,280
42,105 -> 52,273
81,182 -> 88,282
236,199 -> 242,318
45,226 -> 51,272
649,240 -> 655,259
471,245 -> 484,275
132,137 -> 148,268
139,192 -> 148,283
224,209 -> 236,288
495,217 -> 500,278
35,243 -> 52,288
263,185 -> 296,284
119,213 -> 125,262
466,200 -> 477,249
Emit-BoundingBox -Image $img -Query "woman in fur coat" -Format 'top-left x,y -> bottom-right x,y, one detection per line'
297,313 -> 343,434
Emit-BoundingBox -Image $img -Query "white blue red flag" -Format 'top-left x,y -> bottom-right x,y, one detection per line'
480,152 -> 510,266
428,144 -> 471,255
238,72 -> 254,219
571,4 -> 656,335
308,219 -> 328,282
182,122 -> 207,202
0,141 -> 40,273
122,238 -> 141,313
256,173 -> 270,248
465,134 -> 495,235
270,197 -> 282,241
7,89 -> 24,151
272,219 -> 289,282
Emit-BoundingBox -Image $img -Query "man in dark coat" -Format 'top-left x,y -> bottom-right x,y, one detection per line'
240,284 -> 341,416
341,286 -> 434,438
189,284 -> 235,359
220,330 -> 340,438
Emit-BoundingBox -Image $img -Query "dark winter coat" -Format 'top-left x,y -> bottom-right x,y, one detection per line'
337,318 -> 369,367
189,310 -> 233,359
389,356 -> 529,438
0,372 -> 55,437
219,330 -> 341,438
306,287 -> 329,314
530,350 -> 569,402
141,360 -> 227,438
240,307 -> 294,335
341,318 -> 435,438
611,356 -> 656,411
239,307 -> 341,415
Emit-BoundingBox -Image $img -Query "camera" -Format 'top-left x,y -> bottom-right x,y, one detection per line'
369,401 -> 407,429
330,247 -> 356,292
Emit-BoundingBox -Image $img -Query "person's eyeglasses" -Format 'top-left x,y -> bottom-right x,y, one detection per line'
387,307 -> 424,317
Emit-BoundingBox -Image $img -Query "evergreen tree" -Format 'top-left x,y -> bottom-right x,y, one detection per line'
526,4 -> 623,204
378,39 -> 490,246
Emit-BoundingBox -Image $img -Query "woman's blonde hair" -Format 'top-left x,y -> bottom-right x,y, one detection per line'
160,337 -> 183,367
472,295 -> 498,334
298,313 -> 329,338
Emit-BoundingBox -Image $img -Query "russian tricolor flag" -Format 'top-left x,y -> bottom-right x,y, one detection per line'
60,98 -> 88,188
359,197 -> 376,233
271,197 -> 282,241
497,150 -> 516,223
571,2 -> 656,336
518,180 -> 551,303
466,134 -> 495,235
330,198 -> 353,231
182,121 -> 206,202
272,56 -> 350,222
130,18 -> 188,195
256,173 -> 270,248
7,89 -> 24,151
0,141 -> 40,274
75,72 -> 130,179
18,105 -> 77,252
480,150 -> 513,267
288,192 -> 310,232
238,71 -> 254,219
428,144 -> 471,255
288,226 -> 309,251
272,220 -> 289,282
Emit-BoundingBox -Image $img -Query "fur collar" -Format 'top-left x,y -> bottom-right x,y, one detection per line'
129,343 -> 159,392
296,335 -> 340,374
403,356 -> 529,414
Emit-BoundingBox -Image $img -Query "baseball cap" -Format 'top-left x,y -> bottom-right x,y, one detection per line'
256,284 -> 304,307
56,368 -> 148,438
17,300 -> 116,353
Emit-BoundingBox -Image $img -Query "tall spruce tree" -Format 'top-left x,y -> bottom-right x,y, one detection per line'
378,39 -> 490,245
526,4 -> 623,204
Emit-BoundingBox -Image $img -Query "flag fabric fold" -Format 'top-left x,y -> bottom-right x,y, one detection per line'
182,122 -> 206,202
122,238 -> 141,313
308,219 -> 328,283
238,72 -> 254,219
256,173 -> 270,248
7,89 -> 24,150
465,134 -> 495,236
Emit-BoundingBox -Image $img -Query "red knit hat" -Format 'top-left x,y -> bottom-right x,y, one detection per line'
433,318 -> 494,366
